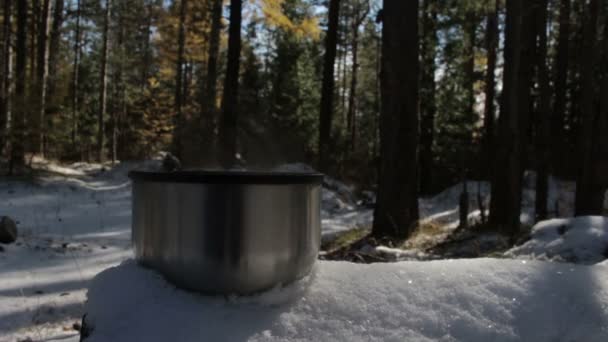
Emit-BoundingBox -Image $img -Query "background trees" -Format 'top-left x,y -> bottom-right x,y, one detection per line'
0,0 -> 606,238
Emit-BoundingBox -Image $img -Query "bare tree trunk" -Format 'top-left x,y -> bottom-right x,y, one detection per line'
489,0 -> 536,233
575,0 -> 602,216
47,0 -> 64,104
70,0 -> 81,149
346,2 -> 369,152
340,11 -> 348,124
464,10 -> 476,129
11,0 -> 27,172
36,0 -> 51,157
202,0 -> 222,160
551,0 -> 570,175
419,0 -> 438,195
172,0 -> 187,159
98,0 -> 111,162
112,8 -> 126,165
141,1 -> 152,90
218,0 -> 242,168
372,0 -> 420,238
29,0 -> 39,89
481,0 -> 499,178
535,0 -> 551,222
318,0 -> 341,172
1,0 -> 12,157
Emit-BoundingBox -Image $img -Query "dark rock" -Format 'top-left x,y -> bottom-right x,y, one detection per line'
162,153 -> 182,172
0,216 -> 18,244
0,245 -> 4,252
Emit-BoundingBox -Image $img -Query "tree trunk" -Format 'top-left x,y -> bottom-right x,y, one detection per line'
535,0 -> 551,222
481,0 -> 499,178
11,0 -> 27,172
218,0 -> 242,168
1,0 -> 12,156
372,0 -> 420,238
141,2 -> 152,90
202,0 -> 222,160
112,8 -> 126,165
48,0 -> 64,104
29,0 -> 39,88
340,11 -> 349,124
464,10 -> 476,129
98,0 -> 111,162
346,2 -> 368,152
318,0 -> 341,172
489,0 -> 536,233
551,0 -> 570,175
419,0 -> 438,195
36,0 -> 51,157
574,0 -> 602,216
172,0 -> 187,159
70,0 -> 81,149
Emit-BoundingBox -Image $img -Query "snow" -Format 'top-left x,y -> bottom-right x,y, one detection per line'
84,258 -> 608,342
506,216 -> 608,264
1,159 -> 606,341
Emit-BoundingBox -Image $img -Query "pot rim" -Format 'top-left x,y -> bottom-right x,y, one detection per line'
128,170 -> 324,185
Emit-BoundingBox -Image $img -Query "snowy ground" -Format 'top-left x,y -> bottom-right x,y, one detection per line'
86,258 -> 608,342
0,160 -> 604,341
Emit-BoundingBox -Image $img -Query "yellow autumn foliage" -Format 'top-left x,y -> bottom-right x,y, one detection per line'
257,0 -> 321,40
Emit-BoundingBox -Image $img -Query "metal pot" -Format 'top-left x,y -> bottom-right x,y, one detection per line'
129,170 -> 323,295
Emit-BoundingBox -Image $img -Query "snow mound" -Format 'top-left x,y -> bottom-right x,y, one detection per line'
506,216 -> 608,264
84,259 -> 608,342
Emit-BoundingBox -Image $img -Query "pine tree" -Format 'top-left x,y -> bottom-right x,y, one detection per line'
98,0 -> 111,162
218,0 -> 242,168
318,0 -> 340,172
574,0 -> 602,216
535,0 -> 551,222
0,0 -> 12,156
11,0 -> 27,172
372,0 -> 420,238
489,0 -> 537,232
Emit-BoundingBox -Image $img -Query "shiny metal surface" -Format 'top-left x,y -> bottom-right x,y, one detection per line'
130,172 -> 322,295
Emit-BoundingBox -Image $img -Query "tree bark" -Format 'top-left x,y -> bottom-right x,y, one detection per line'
48,0 -> 64,104
574,0 -> 602,216
346,2 -> 369,152
70,0 -> 81,149
1,0 -> 12,156
29,0 -> 39,88
36,0 -> 51,157
318,0 -> 341,172
535,0 -> 551,222
11,0 -> 27,172
489,0 -> 536,232
372,0 -> 420,238
464,10 -> 476,130
551,0 -> 570,175
481,0 -> 499,178
172,0 -> 187,159
218,0 -> 242,168
202,0 -> 222,159
419,0 -> 438,195
98,0 -> 111,162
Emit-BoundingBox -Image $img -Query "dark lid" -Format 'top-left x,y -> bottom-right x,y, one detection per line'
128,170 -> 324,185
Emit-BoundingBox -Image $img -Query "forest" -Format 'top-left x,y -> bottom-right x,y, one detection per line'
0,0 -> 607,239
2,0 -> 608,340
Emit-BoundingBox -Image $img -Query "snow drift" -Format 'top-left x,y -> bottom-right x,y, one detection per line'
506,216 -> 608,264
83,258 -> 608,342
